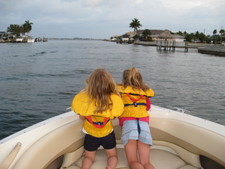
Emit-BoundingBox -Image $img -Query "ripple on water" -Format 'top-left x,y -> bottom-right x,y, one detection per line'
0,40 -> 225,140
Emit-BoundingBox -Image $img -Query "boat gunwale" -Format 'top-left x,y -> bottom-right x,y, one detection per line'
150,105 -> 225,137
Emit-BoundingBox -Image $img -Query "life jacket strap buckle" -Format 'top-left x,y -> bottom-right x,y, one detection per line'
134,102 -> 138,107
86,116 -> 109,128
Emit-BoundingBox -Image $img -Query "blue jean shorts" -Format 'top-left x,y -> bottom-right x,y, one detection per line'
121,120 -> 152,146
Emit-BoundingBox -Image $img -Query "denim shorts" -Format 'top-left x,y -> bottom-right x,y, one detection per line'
121,120 -> 152,146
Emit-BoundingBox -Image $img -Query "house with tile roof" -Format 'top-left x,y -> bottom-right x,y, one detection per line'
111,29 -> 185,44
136,29 -> 185,42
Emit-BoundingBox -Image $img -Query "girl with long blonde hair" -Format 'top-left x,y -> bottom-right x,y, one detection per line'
118,67 -> 155,169
72,68 -> 124,169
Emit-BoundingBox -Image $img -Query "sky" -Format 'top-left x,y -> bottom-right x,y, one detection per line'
0,0 -> 224,39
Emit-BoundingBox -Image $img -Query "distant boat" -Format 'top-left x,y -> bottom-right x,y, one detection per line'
15,36 -> 35,43
35,37 -> 48,42
27,37 -> 35,43
15,38 -> 23,42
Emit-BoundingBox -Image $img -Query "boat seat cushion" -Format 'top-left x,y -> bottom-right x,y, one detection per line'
65,146 -> 198,169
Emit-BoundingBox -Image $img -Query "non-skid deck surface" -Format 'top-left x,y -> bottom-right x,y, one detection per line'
65,145 -> 198,169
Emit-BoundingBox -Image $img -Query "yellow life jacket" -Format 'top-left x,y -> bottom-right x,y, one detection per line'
71,90 -> 124,137
118,85 -> 154,118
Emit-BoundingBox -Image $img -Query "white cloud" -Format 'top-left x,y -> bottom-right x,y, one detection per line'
135,0 -> 144,4
85,0 -> 103,5
162,0 -> 202,9
0,0 -> 224,38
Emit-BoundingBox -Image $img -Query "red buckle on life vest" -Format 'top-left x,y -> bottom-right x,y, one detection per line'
86,116 -> 109,128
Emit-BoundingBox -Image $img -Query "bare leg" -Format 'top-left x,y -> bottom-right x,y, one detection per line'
137,141 -> 155,169
125,140 -> 144,169
105,147 -> 118,169
82,150 -> 96,169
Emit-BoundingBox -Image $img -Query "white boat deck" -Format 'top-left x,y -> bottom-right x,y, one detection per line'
1,105 -> 225,169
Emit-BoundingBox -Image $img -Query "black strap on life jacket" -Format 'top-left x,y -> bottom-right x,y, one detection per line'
124,93 -> 146,107
86,116 -> 110,128
124,102 -> 147,107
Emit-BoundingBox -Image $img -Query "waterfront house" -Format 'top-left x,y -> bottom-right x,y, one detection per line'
137,29 -> 185,42
112,29 -> 184,44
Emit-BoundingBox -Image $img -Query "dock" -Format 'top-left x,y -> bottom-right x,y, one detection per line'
133,41 -> 225,56
156,40 -> 188,52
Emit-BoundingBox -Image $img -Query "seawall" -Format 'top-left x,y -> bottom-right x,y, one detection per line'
198,46 -> 225,57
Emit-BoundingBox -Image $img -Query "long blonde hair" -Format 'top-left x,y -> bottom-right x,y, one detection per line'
122,67 -> 149,91
85,68 -> 118,113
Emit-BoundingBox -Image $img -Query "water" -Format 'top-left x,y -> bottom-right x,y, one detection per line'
0,40 -> 225,140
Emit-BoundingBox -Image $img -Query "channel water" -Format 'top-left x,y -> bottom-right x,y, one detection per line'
0,40 -> 225,140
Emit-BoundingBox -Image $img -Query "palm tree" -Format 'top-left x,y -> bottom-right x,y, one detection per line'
213,29 -> 218,44
129,18 -> 142,35
219,29 -> 224,36
7,24 -> 22,38
185,33 -> 194,42
22,20 -> 33,34
142,29 -> 151,41
176,31 -> 183,36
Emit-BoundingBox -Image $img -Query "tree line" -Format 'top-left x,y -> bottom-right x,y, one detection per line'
5,20 -> 33,38
129,18 -> 225,44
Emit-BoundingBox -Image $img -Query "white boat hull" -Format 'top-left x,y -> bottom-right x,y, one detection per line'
15,38 -> 23,42
27,38 -> 35,43
0,105 -> 225,169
